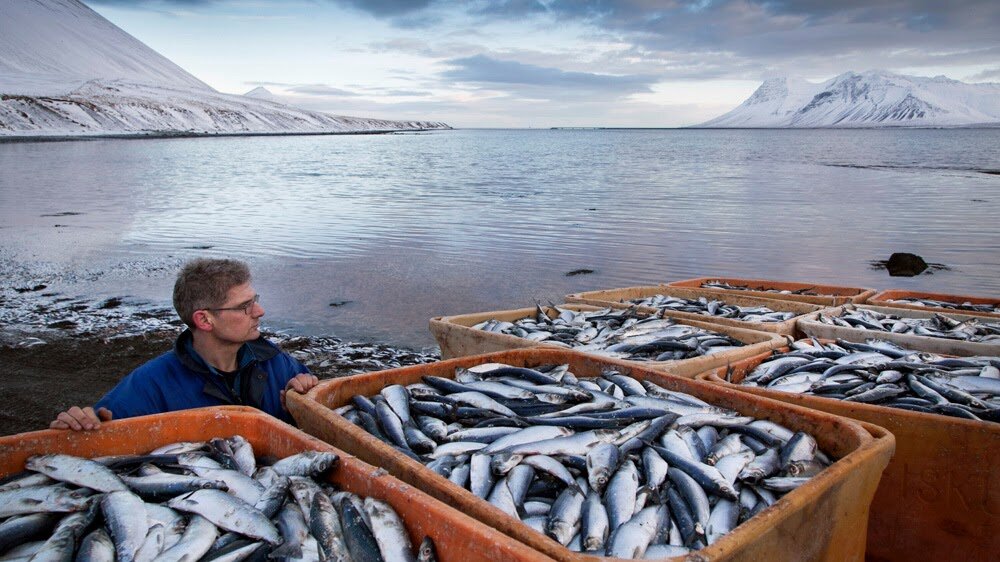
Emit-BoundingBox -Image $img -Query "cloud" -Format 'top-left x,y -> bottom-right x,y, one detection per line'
86,0 -> 218,6
441,54 -> 658,97
335,0 -> 434,17
284,84 -> 362,96
967,67 -> 1000,82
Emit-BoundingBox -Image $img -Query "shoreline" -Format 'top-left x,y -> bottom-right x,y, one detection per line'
0,127 -> 452,144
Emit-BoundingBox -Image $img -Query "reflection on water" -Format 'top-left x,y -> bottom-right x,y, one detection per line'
1,129 -> 998,348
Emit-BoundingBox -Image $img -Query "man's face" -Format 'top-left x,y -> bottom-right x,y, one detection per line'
207,282 -> 263,343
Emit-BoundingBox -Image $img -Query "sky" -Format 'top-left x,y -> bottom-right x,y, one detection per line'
85,0 -> 1000,128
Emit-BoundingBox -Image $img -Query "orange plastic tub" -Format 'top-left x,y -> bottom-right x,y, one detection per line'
0,406 -> 555,562
565,285 -> 827,337
695,349 -> 1000,562
667,277 -> 876,306
429,303 -> 785,378
868,289 -> 1000,319
288,348 -> 894,562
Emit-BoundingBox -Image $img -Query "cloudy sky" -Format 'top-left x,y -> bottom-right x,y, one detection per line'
86,0 -> 1000,127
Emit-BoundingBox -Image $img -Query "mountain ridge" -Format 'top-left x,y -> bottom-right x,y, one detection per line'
0,0 -> 449,137
699,71 -> 1000,128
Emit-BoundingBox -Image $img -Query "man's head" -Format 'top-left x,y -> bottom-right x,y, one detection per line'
173,258 -> 252,329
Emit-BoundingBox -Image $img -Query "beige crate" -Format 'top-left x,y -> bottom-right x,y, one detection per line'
429,303 -> 786,378
868,289 -> 1000,319
565,285 -> 828,337
798,304 -> 1000,357
668,276 -> 876,306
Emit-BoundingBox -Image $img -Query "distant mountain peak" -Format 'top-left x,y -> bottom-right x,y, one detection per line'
699,70 -> 1000,128
244,86 -> 276,100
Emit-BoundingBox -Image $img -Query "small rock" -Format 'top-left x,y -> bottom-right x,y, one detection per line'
886,253 -> 928,277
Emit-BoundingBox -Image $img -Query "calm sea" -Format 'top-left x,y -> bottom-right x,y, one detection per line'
1,128 -> 998,348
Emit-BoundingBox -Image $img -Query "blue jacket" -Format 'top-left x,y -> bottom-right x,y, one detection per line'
95,330 -> 309,424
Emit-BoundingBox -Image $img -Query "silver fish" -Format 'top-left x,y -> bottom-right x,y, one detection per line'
167,490 -> 280,545
25,454 -> 127,493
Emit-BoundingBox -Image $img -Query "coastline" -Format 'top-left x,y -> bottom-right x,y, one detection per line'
0,127 -> 452,144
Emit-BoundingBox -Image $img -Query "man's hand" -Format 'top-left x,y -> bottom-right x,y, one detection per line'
280,374 -> 320,410
50,406 -> 113,431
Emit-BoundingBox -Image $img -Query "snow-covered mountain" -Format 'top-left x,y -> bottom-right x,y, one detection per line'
699,71 -> 1000,128
0,0 -> 449,136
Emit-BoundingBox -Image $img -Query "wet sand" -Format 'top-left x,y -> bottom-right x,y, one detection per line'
0,333 -> 173,435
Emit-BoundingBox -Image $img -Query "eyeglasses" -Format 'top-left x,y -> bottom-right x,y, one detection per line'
206,294 -> 260,316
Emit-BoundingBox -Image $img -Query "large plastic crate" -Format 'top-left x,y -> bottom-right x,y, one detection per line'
867,289 -> 1000,319
797,304 -> 1000,357
288,348 -> 894,562
695,347 -> 1000,562
429,303 -> 785,378
667,277 -> 876,306
565,285 -> 828,337
0,406 -> 555,562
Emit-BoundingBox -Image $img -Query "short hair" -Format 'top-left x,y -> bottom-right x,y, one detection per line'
173,258 -> 252,328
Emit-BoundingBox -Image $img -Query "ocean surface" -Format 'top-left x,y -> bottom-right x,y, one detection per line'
1,128 -> 998,349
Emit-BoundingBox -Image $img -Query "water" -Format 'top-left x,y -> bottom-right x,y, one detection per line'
1,128 -> 998,349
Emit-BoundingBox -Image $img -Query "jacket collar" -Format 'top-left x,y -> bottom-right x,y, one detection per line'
173,329 -> 281,406
173,329 -> 280,373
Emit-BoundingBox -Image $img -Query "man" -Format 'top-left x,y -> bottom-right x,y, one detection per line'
50,258 -> 318,430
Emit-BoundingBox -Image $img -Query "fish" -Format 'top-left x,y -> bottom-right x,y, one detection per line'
700,280 -> 819,296
25,499 -> 98,562
76,527 -> 116,562
153,515 -> 218,562
0,438 -> 432,562
167,490 -> 280,545
815,306 -> 1000,343
337,496 -> 384,562
628,294 -> 796,323
887,297 -> 1000,315
309,491 -> 351,562
472,307 -> 746,361
364,498 -> 416,562
0,485 -> 92,518
25,454 -> 128,493
742,339 -> 1000,422
102,491 -> 150,562
333,362 -> 833,559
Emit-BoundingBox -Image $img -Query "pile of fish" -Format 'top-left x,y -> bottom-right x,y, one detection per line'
333,363 -> 834,558
278,335 -> 439,379
739,338 -> 1000,422
472,306 -> 746,361
625,295 -> 795,323
814,307 -> 1000,343
700,281 -> 819,296
885,297 -> 1000,315
0,437 -> 436,562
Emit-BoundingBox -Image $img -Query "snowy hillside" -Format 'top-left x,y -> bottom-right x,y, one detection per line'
0,0 -> 449,136
700,71 -> 1000,128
